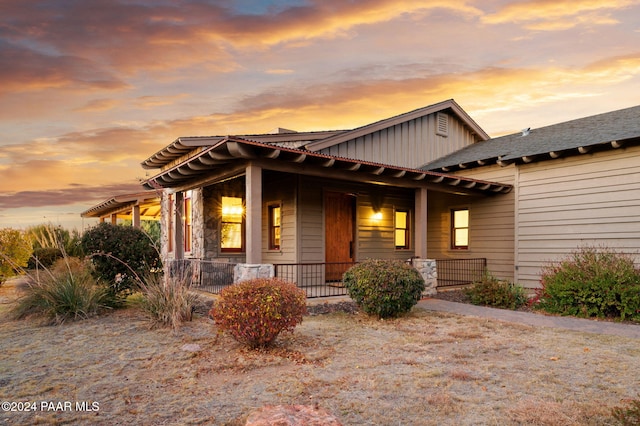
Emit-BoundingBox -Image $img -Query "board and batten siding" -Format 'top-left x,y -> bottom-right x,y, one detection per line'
516,145 -> 640,288
319,114 -> 477,169
297,178 -> 324,263
427,164 -> 516,282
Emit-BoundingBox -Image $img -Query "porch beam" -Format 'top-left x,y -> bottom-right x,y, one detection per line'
414,188 -> 428,258
245,163 -> 262,264
246,158 -> 495,196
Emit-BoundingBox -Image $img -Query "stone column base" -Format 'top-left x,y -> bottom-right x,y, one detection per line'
411,258 -> 438,296
233,263 -> 275,283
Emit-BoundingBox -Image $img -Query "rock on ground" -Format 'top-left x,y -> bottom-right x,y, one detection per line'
245,404 -> 342,426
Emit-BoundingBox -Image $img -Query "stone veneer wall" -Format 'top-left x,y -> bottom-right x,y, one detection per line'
160,191 -> 171,264
411,258 -> 438,296
190,188 -> 204,259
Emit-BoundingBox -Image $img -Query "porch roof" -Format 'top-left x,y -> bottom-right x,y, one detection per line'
141,136 -> 512,195
141,130 -> 347,169
80,191 -> 161,219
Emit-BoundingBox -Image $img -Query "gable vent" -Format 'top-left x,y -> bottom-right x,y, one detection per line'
436,112 -> 449,137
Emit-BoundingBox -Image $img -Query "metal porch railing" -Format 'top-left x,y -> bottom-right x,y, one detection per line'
435,258 -> 487,288
274,262 -> 357,298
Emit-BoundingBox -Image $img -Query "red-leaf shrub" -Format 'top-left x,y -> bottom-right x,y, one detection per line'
210,278 -> 307,348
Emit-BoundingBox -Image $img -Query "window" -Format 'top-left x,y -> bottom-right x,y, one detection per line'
183,193 -> 192,253
221,196 -> 244,252
395,209 -> 410,250
451,208 -> 469,249
268,204 -> 281,250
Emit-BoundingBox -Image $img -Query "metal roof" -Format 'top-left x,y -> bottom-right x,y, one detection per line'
423,104 -> 640,172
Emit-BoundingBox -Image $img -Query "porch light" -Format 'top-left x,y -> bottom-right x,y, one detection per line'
372,211 -> 383,221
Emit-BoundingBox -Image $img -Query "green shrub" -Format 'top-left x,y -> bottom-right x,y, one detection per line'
210,278 -> 307,348
138,272 -> 198,330
0,228 -> 32,285
536,246 -> 640,321
465,273 -> 528,310
28,247 -> 64,269
11,257 -> 117,325
343,259 -> 425,319
81,223 -> 161,297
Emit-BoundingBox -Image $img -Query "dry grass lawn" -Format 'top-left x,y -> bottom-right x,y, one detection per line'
1,279 -> 638,425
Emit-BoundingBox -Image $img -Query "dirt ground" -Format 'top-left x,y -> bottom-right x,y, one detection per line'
1,278 -> 639,425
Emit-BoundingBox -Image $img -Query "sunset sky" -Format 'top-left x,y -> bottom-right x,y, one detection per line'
1,0 -> 640,230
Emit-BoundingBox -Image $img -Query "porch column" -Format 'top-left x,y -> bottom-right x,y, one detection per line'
174,192 -> 184,260
132,204 -> 141,228
110,213 -> 117,225
245,164 -> 262,263
414,187 -> 428,258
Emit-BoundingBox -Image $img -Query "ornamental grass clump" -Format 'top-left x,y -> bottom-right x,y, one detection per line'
210,278 -> 307,349
138,271 -> 199,331
11,257 -> 117,325
536,246 -> 640,321
465,273 -> 528,310
343,259 -> 425,319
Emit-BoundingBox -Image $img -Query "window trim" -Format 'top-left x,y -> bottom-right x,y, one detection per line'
220,195 -> 245,253
451,207 -> 469,250
394,208 -> 411,250
268,202 -> 282,251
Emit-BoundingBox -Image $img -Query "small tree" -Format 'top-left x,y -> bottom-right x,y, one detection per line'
0,228 -> 32,285
81,223 -> 161,296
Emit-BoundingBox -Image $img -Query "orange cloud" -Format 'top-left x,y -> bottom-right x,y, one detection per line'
482,0 -> 635,30
208,0 -> 483,47
73,98 -> 120,113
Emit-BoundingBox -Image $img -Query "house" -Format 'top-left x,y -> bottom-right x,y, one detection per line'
138,99 -> 512,292
85,99 -> 640,292
423,104 -> 640,288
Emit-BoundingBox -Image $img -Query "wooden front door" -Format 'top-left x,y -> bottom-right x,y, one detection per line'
325,191 -> 355,281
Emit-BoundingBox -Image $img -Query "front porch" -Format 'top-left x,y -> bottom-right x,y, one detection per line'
170,258 -> 486,298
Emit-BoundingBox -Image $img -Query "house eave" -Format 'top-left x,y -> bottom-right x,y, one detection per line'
142,137 -> 512,195
81,191 -> 160,218
428,136 -> 640,173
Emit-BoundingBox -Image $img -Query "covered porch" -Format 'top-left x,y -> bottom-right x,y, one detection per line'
143,136 -> 511,268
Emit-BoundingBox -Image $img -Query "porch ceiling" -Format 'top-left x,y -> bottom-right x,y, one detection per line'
142,137 -> 512,195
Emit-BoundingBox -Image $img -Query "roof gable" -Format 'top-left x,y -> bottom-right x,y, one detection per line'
423,104 -> 640,172
305,99 -> 489,152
